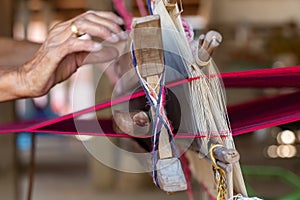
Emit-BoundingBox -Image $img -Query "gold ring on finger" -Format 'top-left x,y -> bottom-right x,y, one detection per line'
71,22 -> 85,37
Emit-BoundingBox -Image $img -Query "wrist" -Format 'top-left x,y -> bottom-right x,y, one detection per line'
15,64 -> 32,98
0,65 -> 26,101
17,47 -> 51,98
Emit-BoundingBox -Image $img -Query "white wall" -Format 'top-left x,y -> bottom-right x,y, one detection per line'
211,0 -> 300,25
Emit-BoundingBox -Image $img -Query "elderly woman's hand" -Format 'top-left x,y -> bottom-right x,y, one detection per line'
15,11 -> 127,99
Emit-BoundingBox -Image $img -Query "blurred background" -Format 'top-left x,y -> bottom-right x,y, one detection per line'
0,0 -> 300,199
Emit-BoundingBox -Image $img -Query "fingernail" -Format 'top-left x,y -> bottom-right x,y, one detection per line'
116,18 -> 124,25
108,34 -> 119,43
93,43 -> 103,50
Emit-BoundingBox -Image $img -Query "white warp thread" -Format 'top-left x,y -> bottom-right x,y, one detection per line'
228,194 -> 263,200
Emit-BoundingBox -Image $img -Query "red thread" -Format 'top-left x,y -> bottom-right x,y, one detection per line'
181,153 -> 194,200
0,66 -> 299,136
113,0 -> 133,30
136,0 -> 147,16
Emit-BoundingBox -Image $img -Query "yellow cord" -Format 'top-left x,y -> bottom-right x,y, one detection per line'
210,144 -> 227,200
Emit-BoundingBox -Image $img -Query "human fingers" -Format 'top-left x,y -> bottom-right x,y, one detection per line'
71,19 -> 122,43
72,11 -> 127,41
89,11 -> 124,25
82,46 -> 119,64
83,11 -> 124,34
67,38 -> 104,53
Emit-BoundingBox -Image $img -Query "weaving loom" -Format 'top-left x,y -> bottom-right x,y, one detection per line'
0,0 -> 300,199
122,0 -> 258,198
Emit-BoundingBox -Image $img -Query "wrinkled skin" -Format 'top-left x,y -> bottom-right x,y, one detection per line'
0,11 -> 127,102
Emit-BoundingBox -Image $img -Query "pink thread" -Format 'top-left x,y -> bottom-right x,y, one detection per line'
1,67 -> 300,136
182,18 -> 194,43
201,183 -> 216,200
113,0 -> 133,30
136,0 -> 147,16
181,153 -> 194,200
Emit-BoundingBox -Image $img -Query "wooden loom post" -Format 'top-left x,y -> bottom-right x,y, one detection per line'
132,15 -> 172,159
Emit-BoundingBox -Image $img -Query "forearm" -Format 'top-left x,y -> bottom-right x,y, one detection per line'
0,50 -> 58,102
0,37 -> 40,66
0,65 -> 26,102
0,38 -> 42,102
0,38 -> 60,102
